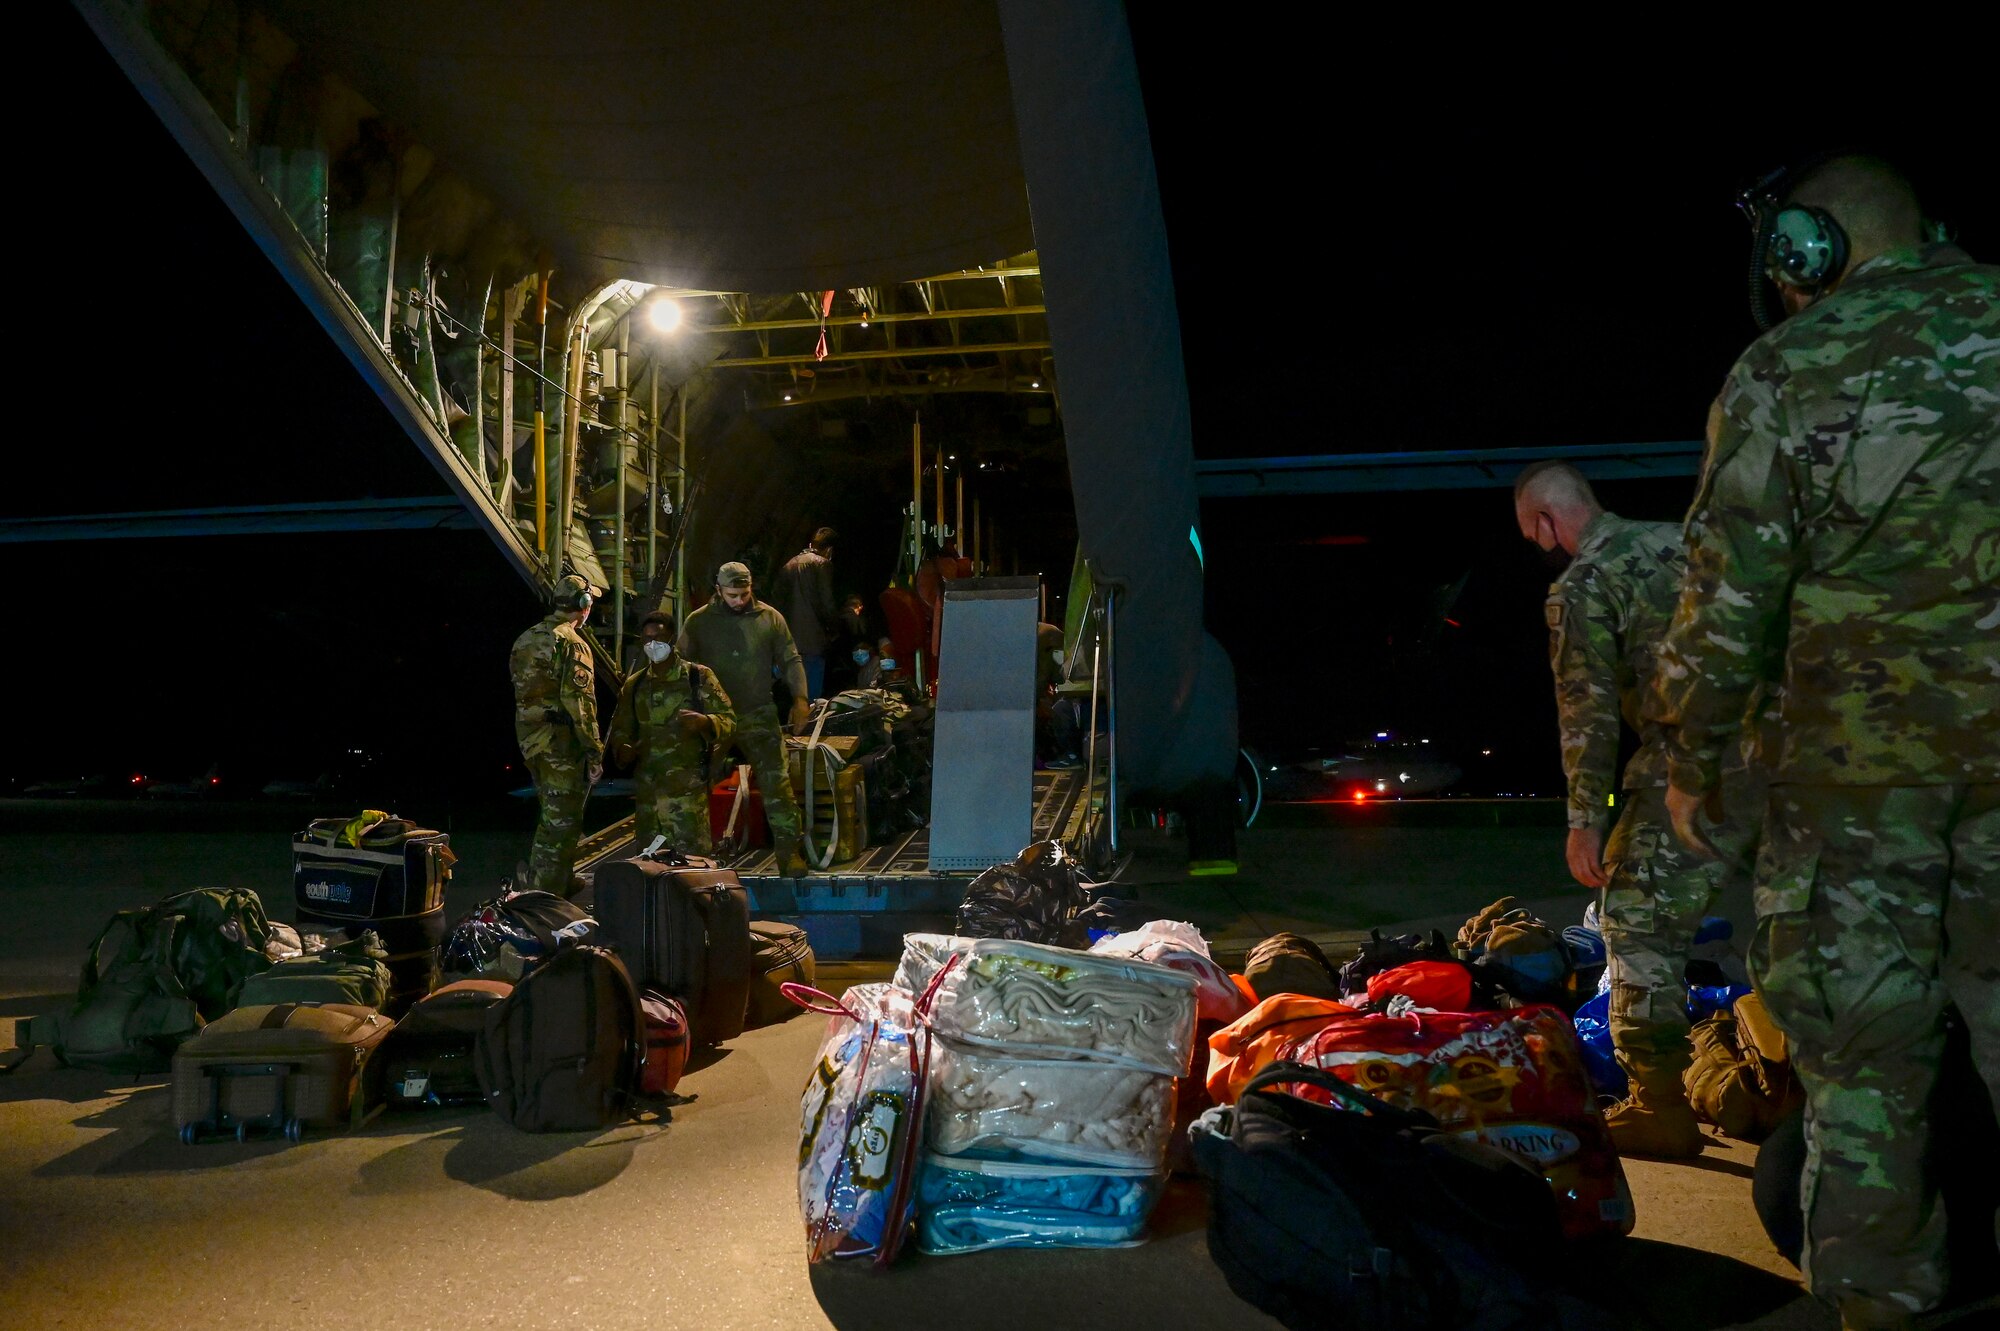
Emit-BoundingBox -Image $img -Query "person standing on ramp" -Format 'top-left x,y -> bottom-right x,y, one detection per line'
679,561 -> 813,877
509,574 -> 604,897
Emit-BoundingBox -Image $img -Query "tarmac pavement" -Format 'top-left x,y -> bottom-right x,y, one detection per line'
0,798 -> 1843,1330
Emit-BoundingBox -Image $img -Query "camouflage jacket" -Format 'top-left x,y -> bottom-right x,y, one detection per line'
509,612 -> 602,759
1546,513 -> 1686,830
677,595 -> 808,716
1650,244 -> 1999,793
607,657 -> 735,774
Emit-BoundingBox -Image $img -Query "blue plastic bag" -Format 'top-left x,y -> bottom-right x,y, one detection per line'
1572,989 -> 1627,1098
1686,982 -> 1752,1023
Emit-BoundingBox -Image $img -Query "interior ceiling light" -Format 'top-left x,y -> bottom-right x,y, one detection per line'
647,297 -> 683,333
1030,379 -> 1041,388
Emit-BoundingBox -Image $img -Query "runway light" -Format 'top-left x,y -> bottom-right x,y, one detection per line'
1375,731 -> 1389,740
647,298 -> 683,333
1481,749 -> 1492,756
1399,772 -> 1410,782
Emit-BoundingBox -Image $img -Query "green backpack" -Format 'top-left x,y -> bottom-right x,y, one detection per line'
234,931 -> 393,1010
7,888 -> 276,1073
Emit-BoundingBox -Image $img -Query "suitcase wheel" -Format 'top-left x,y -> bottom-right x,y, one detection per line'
236,1122 -> 249,1144
285,1118 -> 304,1144
179,1123 -> 198,1146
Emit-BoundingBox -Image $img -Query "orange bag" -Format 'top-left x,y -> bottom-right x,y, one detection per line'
1280,1005 -> 1634,1240
1204,994 -> 1355,1106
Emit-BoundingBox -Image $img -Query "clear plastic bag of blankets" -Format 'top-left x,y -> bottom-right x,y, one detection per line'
927,1042 -> 1177,1169
915,1153 -> 1166,1254
797,983 -> 925,1263
894,934 -> 1199,1075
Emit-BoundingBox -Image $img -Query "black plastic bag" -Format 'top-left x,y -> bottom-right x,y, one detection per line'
953,841 -> 1089,944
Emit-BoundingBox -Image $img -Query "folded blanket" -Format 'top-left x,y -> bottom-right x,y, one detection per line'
927,1042 -> 1176,1169
916,1155 -> 1163,1254
897,934 -> 1198,1075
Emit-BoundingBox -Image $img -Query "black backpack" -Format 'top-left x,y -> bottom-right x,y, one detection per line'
474,945 -> 652,1132
1336,928 -> 1452,999
1190,1062 -> 1613,1331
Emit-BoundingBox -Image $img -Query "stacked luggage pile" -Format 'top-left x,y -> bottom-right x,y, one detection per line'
7,815 -> 818,1148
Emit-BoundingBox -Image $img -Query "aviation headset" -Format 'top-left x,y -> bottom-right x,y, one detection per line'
1737,159 -> 1852,331
554,577 -> 594,611
1737,152 -> 1950,330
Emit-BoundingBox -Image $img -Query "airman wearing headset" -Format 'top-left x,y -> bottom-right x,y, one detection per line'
1648,155 -> 1997,1331
509,574 -> 605,897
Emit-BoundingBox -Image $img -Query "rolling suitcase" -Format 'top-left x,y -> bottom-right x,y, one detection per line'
377,979 -> 514,1108
592,849 -> 752,1046
748,921 -> 815,1027
172,1003 -> 391,1143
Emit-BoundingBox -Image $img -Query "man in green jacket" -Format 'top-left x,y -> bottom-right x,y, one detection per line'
1516,461 -> 1757,1158
610,611 -> 735,856
1650,155 -> 1997,1331
509,574 -> 603,897
678,562 -> 813,876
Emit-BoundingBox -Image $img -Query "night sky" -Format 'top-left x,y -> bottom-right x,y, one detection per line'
10,6 -> 1989,802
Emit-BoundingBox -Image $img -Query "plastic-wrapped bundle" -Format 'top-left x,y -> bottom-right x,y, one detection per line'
1088,919 -> 1248,1026
927,1043 -> 1176,1169
895,934 -> 1198,1076
798,983 -> 926,1263
915,1154 -> 1165,1254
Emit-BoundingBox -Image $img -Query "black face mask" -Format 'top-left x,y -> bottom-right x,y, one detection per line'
1536,543 -> 1573,574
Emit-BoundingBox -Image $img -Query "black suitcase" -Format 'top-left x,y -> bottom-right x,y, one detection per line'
592,850 -> 751,1047
294,819 -> 451,1003
376,979 -> 514,1108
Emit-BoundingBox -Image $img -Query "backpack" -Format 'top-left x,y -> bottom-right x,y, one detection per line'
1337,928 -> 1452,1000
434,890 -> 598,986
1683,989 -> 1803,1142
475,945 -> 654,1132
1191,1062 -> 1613,1331
234,931 -> 394,1011
7,888 -> 275,1073
1243,933 -> 1342,1003
1457,898 -> 1571,1001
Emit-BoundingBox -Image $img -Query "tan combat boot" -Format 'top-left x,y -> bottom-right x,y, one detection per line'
1605,1055 -> 1706,1158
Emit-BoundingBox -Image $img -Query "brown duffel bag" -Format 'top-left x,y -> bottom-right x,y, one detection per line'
1243,932 -> 1342,1003
1684,989 -> 1803,1142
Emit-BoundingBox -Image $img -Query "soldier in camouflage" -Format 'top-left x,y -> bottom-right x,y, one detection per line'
1649,156 -> 1997,1331
1516,461 -> 1758,1159
508,574 -> 604,898
679,561 -> 814,877
609,611 -> 735,855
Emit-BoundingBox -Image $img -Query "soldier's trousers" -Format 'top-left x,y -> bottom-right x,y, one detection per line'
525,747 -> 592,898
727,704 -> 802,857
634,766 -> 712,857
1600,785 -> 1734,1093
1751,783 -> 1998,1316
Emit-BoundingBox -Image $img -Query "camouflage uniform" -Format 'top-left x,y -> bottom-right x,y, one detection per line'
509,605 -> 602,897
678,592 -> 809,858
1650,244 -> 1998,1321
608,655 -> 735,855
1548,515 -> 1747,1103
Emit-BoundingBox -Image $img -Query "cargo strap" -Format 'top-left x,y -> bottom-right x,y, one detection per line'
789,709 -> 843,871
719,764 -> 753,854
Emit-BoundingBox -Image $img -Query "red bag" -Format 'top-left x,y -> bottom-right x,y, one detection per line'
1282,1005 -> 1634,1240
639,990 -> 690,1096
1364,959 -> 1473,1012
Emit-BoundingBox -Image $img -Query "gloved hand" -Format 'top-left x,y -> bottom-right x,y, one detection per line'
613,741 -> 639,766
676,709 -> 709,737
587,758 -> 604,785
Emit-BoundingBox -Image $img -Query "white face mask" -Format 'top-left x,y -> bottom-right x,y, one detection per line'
643,640 -> 673,664
1051,649 -> 1065,666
